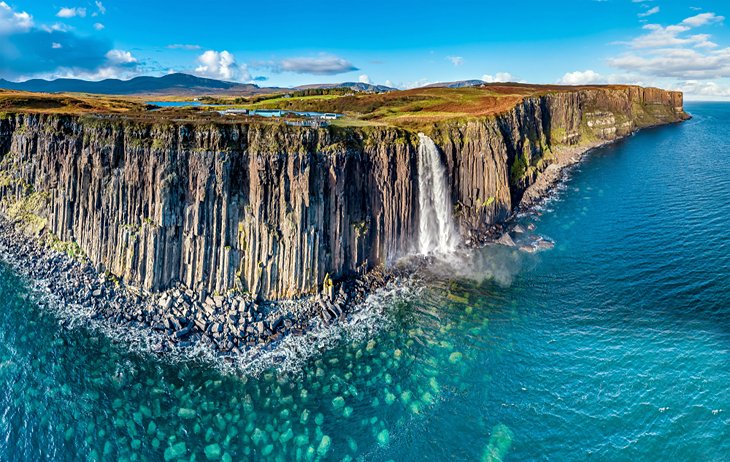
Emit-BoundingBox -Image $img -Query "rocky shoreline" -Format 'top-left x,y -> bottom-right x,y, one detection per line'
464,139 -> 617,253
0,217 -> 391,362
518,120 -> 689,211
0,122 -> 685,366
518,139 -> 613,210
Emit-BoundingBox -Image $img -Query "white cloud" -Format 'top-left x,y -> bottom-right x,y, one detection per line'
447,56 -> 464,66
639,6 -> 660,18
401,78 -> 433,89
0,3 -> 139,81
195,50 -> 250,81
105,49 -> 137,65
676,80 -> 730,99
681,12 -> 724,27
95,1 -> 106,15
93,22 -> 104,30
0,1 -> 33,33
481,72 -> 514,83
608,11 -> 730,81
609,48 -> 730,79
557,70 -> 649,86
40,22 -> 72,33
358,74 -> 371,84
56,7 -> 86,18
22,51 -> 143,82
271,55 -> 358,75
44,66 -> 134,81
557,70 -> 604,85
624,23 -> 716,49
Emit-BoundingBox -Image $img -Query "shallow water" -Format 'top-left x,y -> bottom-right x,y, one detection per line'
1,102 -> 729,461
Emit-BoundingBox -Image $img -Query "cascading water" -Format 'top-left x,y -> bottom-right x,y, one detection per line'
417,133 -> 460,254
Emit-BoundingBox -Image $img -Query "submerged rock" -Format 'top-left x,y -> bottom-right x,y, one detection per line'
481,423 -> 514,462
376,429 -> 390,447
204,443 -> 221,460
163,442 -> 186,461
177,408 -> 196,420
317,435 -> 331,457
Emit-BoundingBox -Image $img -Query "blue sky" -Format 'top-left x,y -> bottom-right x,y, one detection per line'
1,0 -> 730,99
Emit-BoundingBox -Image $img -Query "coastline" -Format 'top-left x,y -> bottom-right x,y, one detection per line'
516,119 -> 690,214
0,120 -> 685,370
0,217 -> 392,370
518,139 -> 614,211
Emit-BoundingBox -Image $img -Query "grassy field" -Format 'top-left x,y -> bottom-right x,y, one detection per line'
0,83 -> 641,130
202,86 -> 531,129
0,90 -> 146,115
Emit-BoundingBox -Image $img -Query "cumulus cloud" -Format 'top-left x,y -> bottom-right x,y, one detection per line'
56,7 -> 86,18
94,1 -> 106,15
556,70 -> 647,86
677,79 -> 730,97
623,24 -> 715,49
557,70 -> 604,85
261,54 -> 358,75
195,50 -> 250,81
106,49 -> 137,65
638,6 -> 660,18
0,1 -> 33,33
0,2 -> 138,80
93,22 -> 104,30
358,74 -> 371,84
608,11 -> 730,80
167,43 -> 201,50
481,72 -> 514,83
681,12 -> 724,27
609,48 -> 730,78
447,56 -> 464,66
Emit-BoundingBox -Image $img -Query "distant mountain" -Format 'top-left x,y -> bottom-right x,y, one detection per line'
294,82 -> 396,93
423,80 -> 487,89
0,73 -> 398,96
0,73 -> 264,95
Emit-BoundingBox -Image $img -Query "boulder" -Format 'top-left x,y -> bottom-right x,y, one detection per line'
496,233 -> 516,247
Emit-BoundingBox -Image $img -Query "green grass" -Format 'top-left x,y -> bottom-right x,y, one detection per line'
4,189 -> 50,235
47,234 -> 86,261
1,84 -> 685,133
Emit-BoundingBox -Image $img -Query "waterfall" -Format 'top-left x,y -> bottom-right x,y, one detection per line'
417,133 -> 459,254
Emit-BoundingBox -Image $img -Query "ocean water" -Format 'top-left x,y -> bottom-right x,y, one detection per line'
1,102 -> 729,461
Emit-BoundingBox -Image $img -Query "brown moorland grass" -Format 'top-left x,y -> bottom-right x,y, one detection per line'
0,90 -> 146,114
0,83 -> 659,130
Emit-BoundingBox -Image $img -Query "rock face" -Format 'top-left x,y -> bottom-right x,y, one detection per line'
0,86 -> 687,299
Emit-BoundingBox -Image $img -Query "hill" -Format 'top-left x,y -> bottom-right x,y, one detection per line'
293,82 -> 395,93
0,73 -> 265,96
0,74 -> 397,96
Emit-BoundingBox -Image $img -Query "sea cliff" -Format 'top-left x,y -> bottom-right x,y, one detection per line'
0,86 -> 688,302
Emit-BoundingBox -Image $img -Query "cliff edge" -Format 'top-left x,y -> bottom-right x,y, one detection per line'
0,85 -> 688,300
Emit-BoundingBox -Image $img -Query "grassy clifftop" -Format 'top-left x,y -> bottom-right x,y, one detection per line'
0,90 -> 146,115
1,83 -> 685,131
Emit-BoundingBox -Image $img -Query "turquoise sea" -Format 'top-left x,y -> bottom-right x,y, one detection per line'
1,102 -> 728,461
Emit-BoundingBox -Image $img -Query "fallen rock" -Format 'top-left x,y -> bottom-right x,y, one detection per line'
496,233 -> 516,247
